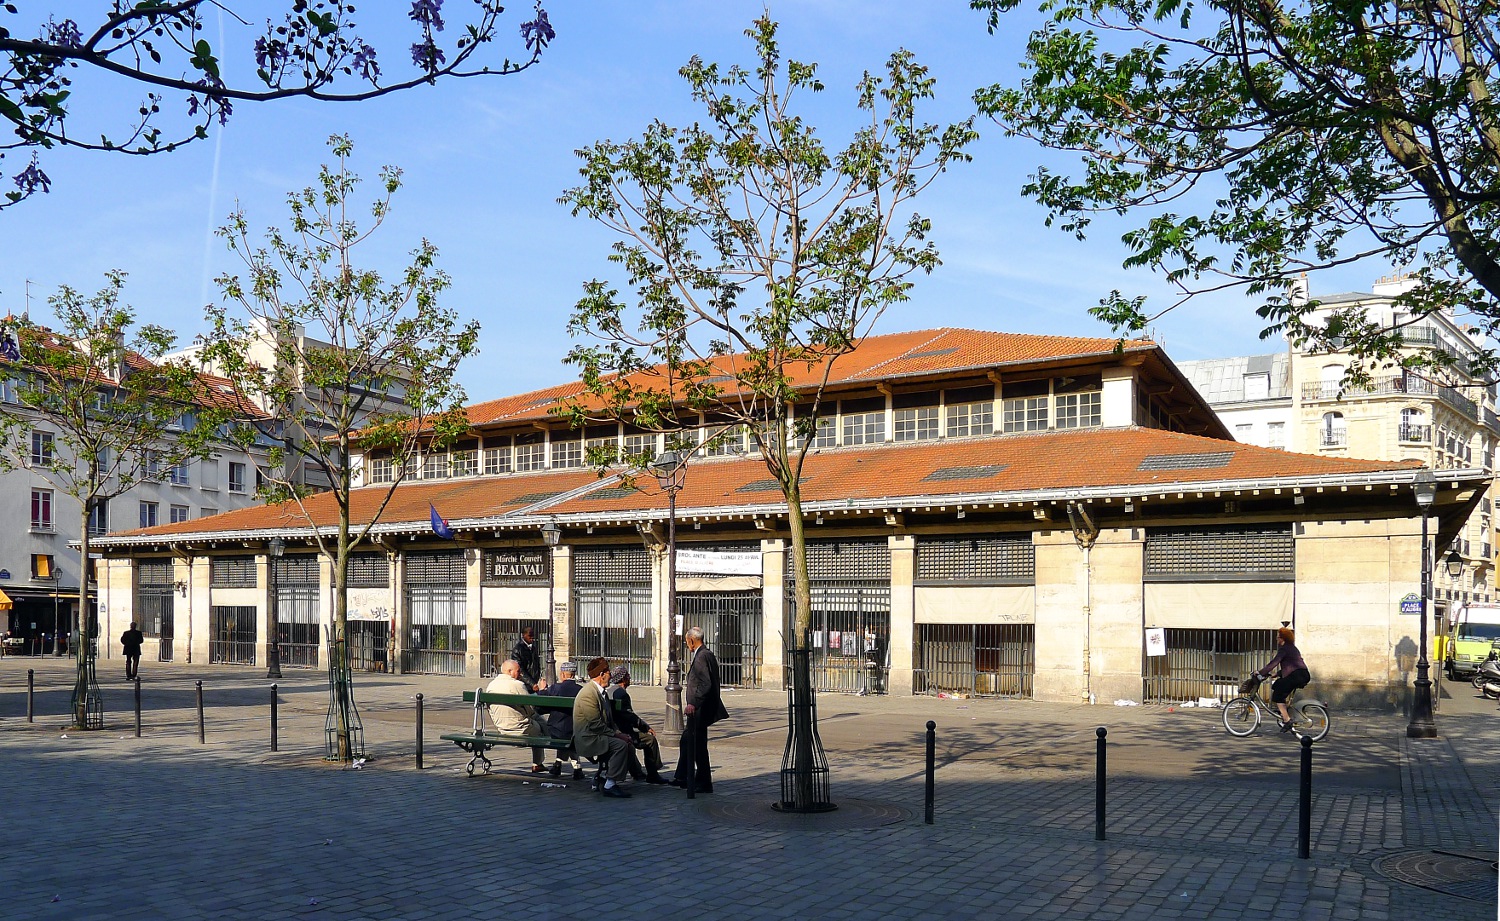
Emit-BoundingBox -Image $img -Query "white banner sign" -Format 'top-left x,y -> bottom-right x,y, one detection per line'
675,548 -> 760,576
1144,627 -> 1167,658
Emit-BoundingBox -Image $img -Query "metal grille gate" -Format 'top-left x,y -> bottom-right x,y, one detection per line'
481,618 -> 550,678
572,586 -> 655,684
573,548 -> 654,684
678,591 -> 763,688
274,555 -> 320,668
914,624 -> 1034,697
136,560 -> 175,662
210,605 -> 257,665
785,540 -> 891,694
1142,628 -> 1278,703
402,552 -> 467,675
348,621 -> 390,672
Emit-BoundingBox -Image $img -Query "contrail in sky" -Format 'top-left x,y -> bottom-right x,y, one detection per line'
198,10 -> 226,312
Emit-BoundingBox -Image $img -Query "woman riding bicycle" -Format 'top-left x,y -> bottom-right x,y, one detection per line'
1256,627 -> 1311,732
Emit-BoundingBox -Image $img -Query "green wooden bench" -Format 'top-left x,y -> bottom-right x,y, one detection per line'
442,689 -> 579,776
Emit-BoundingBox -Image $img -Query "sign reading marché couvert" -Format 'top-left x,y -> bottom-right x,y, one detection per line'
483,549 -> 549,584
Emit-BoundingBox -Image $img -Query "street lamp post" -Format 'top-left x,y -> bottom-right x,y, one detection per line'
541,521 -> 562,685
648,449 -> 687,736
266,537 -> 285,679
1407,471 -> 1437,739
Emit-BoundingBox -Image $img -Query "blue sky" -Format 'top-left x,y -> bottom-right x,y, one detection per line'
1,2 -> 1386,402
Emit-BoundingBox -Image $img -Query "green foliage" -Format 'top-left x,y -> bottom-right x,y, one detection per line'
559,17 -> 975,643
203,134 -> 478,588
0,270 -> 241,721
973,0 -> 1500,377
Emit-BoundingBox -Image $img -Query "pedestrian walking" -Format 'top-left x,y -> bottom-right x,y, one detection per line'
672,625 -> 729,793
120,622 -> 145,680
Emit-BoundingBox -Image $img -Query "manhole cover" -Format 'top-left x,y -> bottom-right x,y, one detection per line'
1373,849 -> 1497,902
690,797 -> 913,831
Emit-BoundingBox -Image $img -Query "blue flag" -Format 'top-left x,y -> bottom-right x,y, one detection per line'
430,503 -> 455,540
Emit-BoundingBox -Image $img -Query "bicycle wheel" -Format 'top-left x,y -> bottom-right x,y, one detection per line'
1295,703 -> 1330,742
1222,697 -> 1260,736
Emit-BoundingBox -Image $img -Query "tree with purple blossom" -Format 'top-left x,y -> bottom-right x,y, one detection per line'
0,1 -> 554,210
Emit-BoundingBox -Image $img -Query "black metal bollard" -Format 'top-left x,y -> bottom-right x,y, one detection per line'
196,680 -> 205,744
415,693 -> 424,770
1298,735 -> 1313,859
134,678 -> 142,738
1095,727 -> 1107,841
27,668 -> 34,722
270,683 -> 278,752
925,720 -> 936,825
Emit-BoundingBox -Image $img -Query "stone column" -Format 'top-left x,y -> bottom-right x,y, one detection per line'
188,556 -> 210,665
888,534 -> 915,696
552,545 -> 573,667
255,552 -> 271,669
391,551 -> 406,674
465,548 -> 484,678
761,539 -> 786,688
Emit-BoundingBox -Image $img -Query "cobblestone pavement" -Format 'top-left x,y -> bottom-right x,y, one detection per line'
1,657 -> 1496,920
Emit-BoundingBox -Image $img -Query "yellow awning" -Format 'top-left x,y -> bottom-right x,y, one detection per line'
0,589 -> 12,611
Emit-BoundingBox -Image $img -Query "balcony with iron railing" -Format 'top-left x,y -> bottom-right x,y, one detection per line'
1301,374 -> 1480,420
1319,429 -> 1348,447
1398,423 -> 1432,443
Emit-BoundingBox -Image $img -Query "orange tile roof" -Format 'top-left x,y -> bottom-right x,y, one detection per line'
101,427 -> 1430,545
458,328 -> 1158,430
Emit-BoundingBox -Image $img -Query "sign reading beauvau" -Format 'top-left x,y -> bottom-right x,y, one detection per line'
483,549 -> 550,585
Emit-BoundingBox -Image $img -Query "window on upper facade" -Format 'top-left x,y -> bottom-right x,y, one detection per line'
1055,390 -> 1102,429
1400,408 -> 1427,443
622,431 -> 657,460
200,506 -> 218,519
1243,372 -> 1271,401
228,462 -> 246,494
169,504 -> 190,524
88,500 -> 108,536
168,461 -> 190,485
945,385 -> 995,438
894,405 -> 940,442
1234,424 -> 1253,441
0,378 -> 18,403
483,443 -> 512,475
811,414 -> 837,448
516,433 -> 546,471
451,448 -> 479,477
200,457 -> 219,491
139,501 -> 159,529
30,430 -> 53,466
31,488 -> 53,531
422,451 -> 450,480
1320,412 -> 1346,447
703,422 -> 747,456
1267,422 -> 1286,449
551,438 -> 582,469
1319,364 -> 1344,398
369,456 -> 395,484
840,397 -> 885,446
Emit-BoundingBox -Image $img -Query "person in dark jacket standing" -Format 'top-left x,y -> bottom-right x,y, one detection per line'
1257,627 -> 1311,731
610,665 -> 669,784
511,626 -> 543,691
673,626 -> 729,792
120,622 -> 145,680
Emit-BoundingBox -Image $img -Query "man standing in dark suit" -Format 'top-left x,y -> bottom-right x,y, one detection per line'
511,626 -> 543,691
120,622 -> 145,680
673,625 -> 729,792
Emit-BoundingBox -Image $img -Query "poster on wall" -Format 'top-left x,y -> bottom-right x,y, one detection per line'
1144,627 -> 1167,657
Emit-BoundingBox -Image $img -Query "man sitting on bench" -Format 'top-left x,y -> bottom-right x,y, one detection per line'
574,657 -> 633,798
486,658 -> 549,774
543,661 -> 585,779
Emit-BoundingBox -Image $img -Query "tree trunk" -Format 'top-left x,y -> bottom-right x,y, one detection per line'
775,485 -> 835,812
72,501 -> 100,729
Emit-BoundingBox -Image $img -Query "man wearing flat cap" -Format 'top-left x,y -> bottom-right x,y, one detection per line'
573,657 -> 633,798
610,665 -> 669,784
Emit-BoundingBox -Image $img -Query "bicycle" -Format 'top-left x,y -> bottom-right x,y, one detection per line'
1221,674 -> 1331,741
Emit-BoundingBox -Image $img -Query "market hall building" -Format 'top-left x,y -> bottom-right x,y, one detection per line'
88,329 -> 1486,708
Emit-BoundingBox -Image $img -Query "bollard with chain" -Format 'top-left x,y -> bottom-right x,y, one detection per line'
27,668 -> 34,722
415,693 -> 424,770
1298,735 -> 1313,859
925,720 -> 936,825
1095,727 -> 1107,841
196,680 -> 205,744
134,677 -> 142,738
270,683 -> 279,752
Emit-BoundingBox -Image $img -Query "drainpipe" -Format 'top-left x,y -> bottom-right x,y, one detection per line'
1067,503 -> 1100,704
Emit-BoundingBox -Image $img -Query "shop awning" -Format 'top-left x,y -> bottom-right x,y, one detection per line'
0,589 -> 12,611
